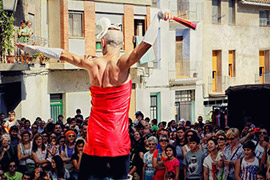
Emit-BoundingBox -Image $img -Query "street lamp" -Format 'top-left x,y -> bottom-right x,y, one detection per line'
2,0 -> 18,12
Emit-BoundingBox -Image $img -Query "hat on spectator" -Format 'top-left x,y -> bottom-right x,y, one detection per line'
65,129 -> 76,137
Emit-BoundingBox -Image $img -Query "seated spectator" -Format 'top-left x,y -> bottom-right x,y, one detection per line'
4,161 -> 23,180
0,134 -> 18,172
24,120 -> 31,132
46,137 -> 59,162
50,155 -> 70,180
31,124 -> 38,137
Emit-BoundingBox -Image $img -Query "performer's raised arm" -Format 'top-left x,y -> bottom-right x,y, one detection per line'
118,10 -> 174,70
16,43 -> 92,68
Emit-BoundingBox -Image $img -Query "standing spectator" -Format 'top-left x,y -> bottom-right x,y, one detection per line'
235,141 -> 259,180
182,130 -> 198,157
38,120 -> 46,134
24,120 -> 31,132
4,111 -> 19,134
50,155 -> 70,180
79,122 -> 87,140
215,130 -> 227,152
10,126 -> 21,147
71,139 -> 85,179
142,136 -> 157,180
31,124 -> 38,138
61,129 -> 76,172
167,120 -> 177,132
134,111 -> 145,127
0,113 -> 5,124
151,119 -> 159,133
0,134 -> 18,172
175,126 -> 186,180
17,21 -> 29,43
197,116 -> 204,128
183,135 -> 205,180
56,115 -> 64,126
17,131 -> 35,173
254,128 -> 268,159
26,20 -> 32,39
32,133 -> 49,165
4,161 -> 22,180
203,138 -> 223,180
152,135 -> 169,180
53,122 -> 63,138
164,144 -> 180,180
75,109 -> 83,121
222,128 -> 244,180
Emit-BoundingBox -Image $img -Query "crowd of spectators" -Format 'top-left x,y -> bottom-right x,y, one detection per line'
0,110 -> 269,180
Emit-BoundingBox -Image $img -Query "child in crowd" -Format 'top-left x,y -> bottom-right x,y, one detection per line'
164,144 -> 180,180
165,171 -> 175,180
47,137 -> 59,162
4,111 -> 19,133
235,141 -> 259,180
183,135 -> 205,180
257,169 -> 266,180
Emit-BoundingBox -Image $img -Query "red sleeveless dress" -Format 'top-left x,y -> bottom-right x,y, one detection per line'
83,80 -> 132,157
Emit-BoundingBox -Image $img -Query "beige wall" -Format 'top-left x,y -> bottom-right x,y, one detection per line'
202,1 -> 270,97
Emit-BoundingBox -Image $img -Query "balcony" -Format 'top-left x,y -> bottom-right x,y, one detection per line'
208,76 -> 237,95
255,72 -> 270,84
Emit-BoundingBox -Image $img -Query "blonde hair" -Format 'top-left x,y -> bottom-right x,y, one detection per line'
1,134 -> 11,142
216,130 -> 225,137
226,128 -> 239,138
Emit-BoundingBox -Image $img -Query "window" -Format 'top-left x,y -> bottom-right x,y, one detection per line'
259,10 -> 270,26
228,0 -> 235,25
69,11 -> 83,37
212,50 -> 222,92
95,13 -> 123,50
150,95 -> 158,120
50,94 -> 63,123
212,0 -> 221,24
175,90 -> 195,121
259,50 -> 270,83
228,50 -> 235,77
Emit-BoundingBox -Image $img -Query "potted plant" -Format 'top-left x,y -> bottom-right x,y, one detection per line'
0,1 -> 15,63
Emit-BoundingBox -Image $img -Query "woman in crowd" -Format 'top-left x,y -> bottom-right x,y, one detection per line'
175,126 -> 185,180
142,136 -> 157,180
50,155 -> 70,180
129,131 -> 145,179
60,129 -> 76,172
152,135 -> 169,180
58,136 -> 65,154
17,131 -> 35,173
32,133 -> 49,165
24,120 -> 31,131
71,139 -> 85,179
203,138 -> 223,180
216,130 -> 227,152
220,128 -> 244,180
0,134 -> 18,172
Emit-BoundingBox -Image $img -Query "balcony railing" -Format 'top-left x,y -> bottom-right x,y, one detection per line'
255,72 -> 270,84
169,1 -> 203,21
208,76 -> 237,93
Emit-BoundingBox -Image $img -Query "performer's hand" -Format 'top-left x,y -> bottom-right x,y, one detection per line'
162,11 -> 174,21
16,43 -> 26,50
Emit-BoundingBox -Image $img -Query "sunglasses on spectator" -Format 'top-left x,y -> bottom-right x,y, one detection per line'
9,165 -> 16,168
160,139 -> 169,142
148,143 -> 156,146
261,132 -> 267,135
68,135 -> 75,137
187,134 -> 193,137
227,137 -> 236,141
217,138 -> 226,141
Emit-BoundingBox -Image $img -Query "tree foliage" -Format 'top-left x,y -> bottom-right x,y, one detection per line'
0,0 -> 15,58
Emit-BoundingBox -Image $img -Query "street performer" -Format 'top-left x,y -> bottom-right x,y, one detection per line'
17,10 -> 173,180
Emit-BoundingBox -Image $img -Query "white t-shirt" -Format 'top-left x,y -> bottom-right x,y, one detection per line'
252,140 -> 264,159
240,157 -> 259,180
203,152 -> 222,180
